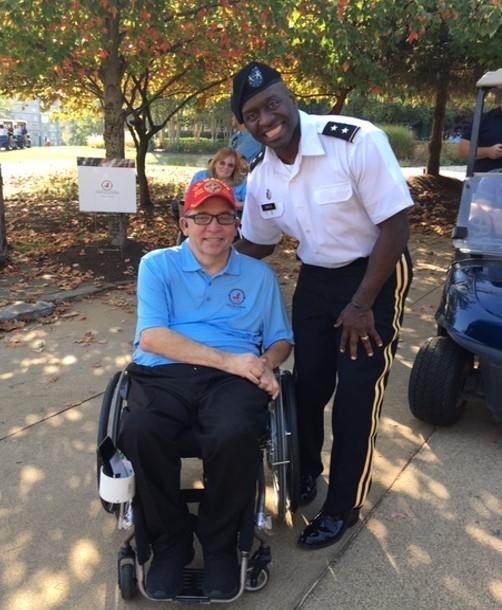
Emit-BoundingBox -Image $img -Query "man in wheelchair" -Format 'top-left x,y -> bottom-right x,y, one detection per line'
117,178 -> 293,600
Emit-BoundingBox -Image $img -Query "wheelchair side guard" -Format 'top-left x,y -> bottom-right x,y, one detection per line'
97,368 -> 133,523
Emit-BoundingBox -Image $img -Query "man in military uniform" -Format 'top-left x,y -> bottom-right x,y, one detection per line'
232,61 -> 413,549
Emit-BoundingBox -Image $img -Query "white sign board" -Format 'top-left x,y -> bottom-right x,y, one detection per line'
77,157 -> 136,213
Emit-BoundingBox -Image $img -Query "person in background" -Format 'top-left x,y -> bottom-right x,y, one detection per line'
118,178 -> 293,600
228,115 -> 263,164
189,146 -> 248,213
231,61 -> 413,550
458,87 -> 502,172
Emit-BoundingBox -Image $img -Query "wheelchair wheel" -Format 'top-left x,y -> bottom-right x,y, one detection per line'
245,566 -> 270,592
281,371 -> 300,514
270,372 -> 291,522
268,370 -> 299,522
118,554 -> 137,600
269,390 -> 288,521
97,369 -> 129,513
170,199 -> 186,245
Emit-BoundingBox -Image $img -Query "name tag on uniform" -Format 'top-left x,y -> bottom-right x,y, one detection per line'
259,200 -> 284,219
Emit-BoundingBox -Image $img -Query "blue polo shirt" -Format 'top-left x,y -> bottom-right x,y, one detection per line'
133,241 -> 293,367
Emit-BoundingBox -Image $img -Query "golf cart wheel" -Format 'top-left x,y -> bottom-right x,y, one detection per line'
408,336 -> 473,425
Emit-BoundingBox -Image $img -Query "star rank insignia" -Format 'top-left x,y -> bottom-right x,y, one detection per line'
322,121 -> 360,142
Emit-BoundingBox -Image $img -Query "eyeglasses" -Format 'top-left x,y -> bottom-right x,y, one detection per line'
184,213 -> 237,225
216,161 -> 235,169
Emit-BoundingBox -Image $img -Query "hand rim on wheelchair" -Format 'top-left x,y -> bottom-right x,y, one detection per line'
267,369 -> 300,522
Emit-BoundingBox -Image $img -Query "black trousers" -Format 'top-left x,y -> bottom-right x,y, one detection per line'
118,363 -> 268,554
293,251 -> 413,515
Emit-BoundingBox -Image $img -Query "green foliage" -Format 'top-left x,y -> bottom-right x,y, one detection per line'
0,98 -> 13,117
379,125 -> 415,161
343,93 -> 472,140
159,138 -> 224,155
439,143 -> 463,166
63,114 -> 103,146
411,141 -> 463,166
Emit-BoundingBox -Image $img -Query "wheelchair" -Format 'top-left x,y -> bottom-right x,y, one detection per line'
170,199 -> 186,246
96,365 -> 299,603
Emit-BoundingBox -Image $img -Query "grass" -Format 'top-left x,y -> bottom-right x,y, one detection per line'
0,145 -> 210,169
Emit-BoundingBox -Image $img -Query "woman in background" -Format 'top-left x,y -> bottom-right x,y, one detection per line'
189,147 -> 248,213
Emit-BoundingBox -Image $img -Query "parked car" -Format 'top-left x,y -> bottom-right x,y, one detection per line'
408,68 -> 502,425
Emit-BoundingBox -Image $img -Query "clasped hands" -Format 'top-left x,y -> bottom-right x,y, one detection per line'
229,353 -> 279,398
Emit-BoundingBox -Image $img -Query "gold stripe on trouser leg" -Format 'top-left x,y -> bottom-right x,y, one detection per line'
354,253 -> 411,507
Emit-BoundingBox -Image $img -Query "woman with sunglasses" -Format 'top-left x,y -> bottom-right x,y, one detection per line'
189,146 -> 248,213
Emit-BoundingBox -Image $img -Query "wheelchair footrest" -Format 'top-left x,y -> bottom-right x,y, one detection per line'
178,568 -> 206,600
142,567 -> 232,603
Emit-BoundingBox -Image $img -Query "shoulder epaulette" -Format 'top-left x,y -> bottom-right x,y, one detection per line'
321,121 -> 360,143
249,148 -> 265,171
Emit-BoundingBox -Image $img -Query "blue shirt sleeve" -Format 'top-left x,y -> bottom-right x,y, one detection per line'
190,169 -> 210,185
233,179 -> 247,202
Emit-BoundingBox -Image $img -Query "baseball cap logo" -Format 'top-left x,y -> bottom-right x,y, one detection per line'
203,179 -> 223,194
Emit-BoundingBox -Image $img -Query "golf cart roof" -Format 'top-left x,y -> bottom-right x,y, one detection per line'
476,68 -> 502,88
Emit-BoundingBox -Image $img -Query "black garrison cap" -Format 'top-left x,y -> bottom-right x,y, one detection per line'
231,61 -> 282,123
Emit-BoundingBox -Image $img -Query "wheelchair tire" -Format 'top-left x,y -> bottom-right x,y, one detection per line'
281,371 -> 300,514
118,560 -> 137,600
245,566 -> 269,592
269,373 -> 289,522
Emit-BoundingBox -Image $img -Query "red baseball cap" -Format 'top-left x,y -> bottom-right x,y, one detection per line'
184,178 -> 236,214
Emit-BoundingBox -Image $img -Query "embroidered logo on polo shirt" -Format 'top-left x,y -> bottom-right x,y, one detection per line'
228,289 -> 246,307
322,121 -> 360,142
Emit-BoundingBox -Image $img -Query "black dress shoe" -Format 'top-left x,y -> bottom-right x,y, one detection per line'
202,550 -> 240,600
297,508 -> 360,550
299,474 -> 317,505
146,533 -> 194,599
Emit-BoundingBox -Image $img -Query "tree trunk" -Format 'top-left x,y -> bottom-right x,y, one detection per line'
136,139 -> 152,207
101,10 -> 128,247
427,80 -> 449,177
329,88 -> 350,115
0,165 -> 7,266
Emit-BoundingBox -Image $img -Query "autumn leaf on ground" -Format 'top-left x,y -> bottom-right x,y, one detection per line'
74,330 -> 108,345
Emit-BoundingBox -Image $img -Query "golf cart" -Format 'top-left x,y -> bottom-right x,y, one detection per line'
408,68 -> 502,425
